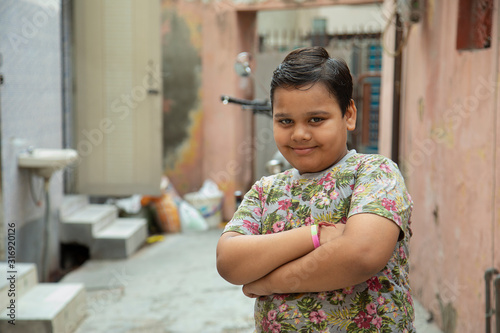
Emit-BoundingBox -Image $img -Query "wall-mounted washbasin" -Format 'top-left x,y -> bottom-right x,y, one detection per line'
18,148 -> 78,180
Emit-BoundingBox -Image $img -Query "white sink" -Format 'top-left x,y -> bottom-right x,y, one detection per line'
18,148 -> 78,179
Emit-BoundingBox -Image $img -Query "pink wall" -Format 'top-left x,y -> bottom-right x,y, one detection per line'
166,0 -> 382,220
379,0 -> 500,330
201,5 -> 257,219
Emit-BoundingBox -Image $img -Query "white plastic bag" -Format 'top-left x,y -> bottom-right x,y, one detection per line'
178,200 -> 208,231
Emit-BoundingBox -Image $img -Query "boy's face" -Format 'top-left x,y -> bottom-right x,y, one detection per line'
273,83 -> 356,174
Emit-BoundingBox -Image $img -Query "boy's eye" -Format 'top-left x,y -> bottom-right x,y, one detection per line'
310,117 -> 324,123
278,119 -> 292,125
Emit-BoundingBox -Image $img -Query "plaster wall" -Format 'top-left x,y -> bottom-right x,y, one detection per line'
392,0 -> 500,331
166,0 -> 383,220
0,0 -> 64,280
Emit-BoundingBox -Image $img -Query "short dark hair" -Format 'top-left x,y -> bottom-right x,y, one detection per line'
270,46 -> 353,115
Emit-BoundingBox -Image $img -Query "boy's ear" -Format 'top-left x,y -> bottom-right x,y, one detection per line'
345,99 -> 357,131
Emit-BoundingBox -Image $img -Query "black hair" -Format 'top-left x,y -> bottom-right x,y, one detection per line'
270,46 -> 353,116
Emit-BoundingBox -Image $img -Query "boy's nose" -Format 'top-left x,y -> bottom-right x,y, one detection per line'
291,125 -> 312,142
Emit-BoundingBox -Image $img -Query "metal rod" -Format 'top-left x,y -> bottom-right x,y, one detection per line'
495,274 -> 500,333
485,268 -> 498,333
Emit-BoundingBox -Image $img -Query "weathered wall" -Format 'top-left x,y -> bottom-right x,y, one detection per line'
0,0 -> 64,280
383,0 -> 500,331
161,0 -> 204,195
164,0 -> 384,220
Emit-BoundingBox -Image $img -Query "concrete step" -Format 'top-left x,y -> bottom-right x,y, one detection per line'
60,204 -> 118,246
59,195 -> 89,221
91,218 -> 147,259
0,263 -> 38,310
0,283 -> 87,333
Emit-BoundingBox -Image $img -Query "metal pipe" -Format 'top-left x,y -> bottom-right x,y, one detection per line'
495,274 -> 500,333
485,268 -> 498,333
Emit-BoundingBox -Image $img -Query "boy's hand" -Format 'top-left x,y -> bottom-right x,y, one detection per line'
242,278 -> 272,298
319,222 -> 345,245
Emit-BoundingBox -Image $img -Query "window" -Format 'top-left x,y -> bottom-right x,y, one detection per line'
456,0 -> 493,50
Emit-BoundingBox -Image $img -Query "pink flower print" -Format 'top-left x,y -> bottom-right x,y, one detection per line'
407,291 -> 413,304
304,216 -> 314,226
242,220 -> 259,234
353,311 -> 372,329
253,207 -> 263,217
268,310 -> 278,321
273,294 -> 289,301
278,199 -> 292,211
377,296 -> 385,305
272,221 -> 286,233
393,213 -> 402,226
285,183 -> 292,192
256,186 -> 264,201
330,291 -> 344,302
318,292 -> 327,300
270,322 -> 281,333
279,304 -> 288,312
367,277 -> 383,292
381,198 -> 397,211
318,173 -> 332,185
399,246 -> 407,259
380,163 -> 392,173
371,316 -> 383,328
366,303 -> 377,315
343,286 -> 354,294
309,310 -> 327,324
353,185 -> 365,195
261,319 -> 270,331
330,190 -> 339,200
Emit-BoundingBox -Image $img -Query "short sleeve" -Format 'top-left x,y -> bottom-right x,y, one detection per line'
222,181 -> 265,235
348,155 -> 413,238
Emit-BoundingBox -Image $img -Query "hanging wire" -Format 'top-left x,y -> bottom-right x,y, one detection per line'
381,3 -> 414,57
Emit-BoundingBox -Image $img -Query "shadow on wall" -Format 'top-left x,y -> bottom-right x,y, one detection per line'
161,8 -> 201,170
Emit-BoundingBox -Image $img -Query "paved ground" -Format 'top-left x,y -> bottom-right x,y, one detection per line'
61,228 -> 443,333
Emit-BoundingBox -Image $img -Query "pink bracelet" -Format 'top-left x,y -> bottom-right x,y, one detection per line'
311,224 -> 320,249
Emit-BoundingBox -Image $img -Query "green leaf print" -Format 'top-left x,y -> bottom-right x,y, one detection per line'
266,188 -> 285,205
295,205 -> 312,222
334,169 -> 355,189
352,292 -> 374,310
297,296 -> 321,313
378,276 -> 395,293
327,307 -> 355,329
301,184 -> 319,202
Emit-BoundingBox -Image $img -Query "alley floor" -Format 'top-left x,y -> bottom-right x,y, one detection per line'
61,228 -> 443,333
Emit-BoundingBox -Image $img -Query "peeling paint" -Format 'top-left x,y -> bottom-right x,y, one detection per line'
166,109 -> 204,193
161,4 -> 202,172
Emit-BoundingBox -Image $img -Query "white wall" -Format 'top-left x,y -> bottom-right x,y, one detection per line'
0,0 -> 64,279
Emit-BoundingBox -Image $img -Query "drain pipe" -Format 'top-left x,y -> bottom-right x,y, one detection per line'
40,178 -> 51,282
485,268 -> 498,333
495,274 -> 500,333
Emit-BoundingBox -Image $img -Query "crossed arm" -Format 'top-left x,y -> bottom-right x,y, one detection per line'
216,213 -> 400,297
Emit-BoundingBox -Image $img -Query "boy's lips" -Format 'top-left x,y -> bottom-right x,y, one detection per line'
291,146 -> 316,155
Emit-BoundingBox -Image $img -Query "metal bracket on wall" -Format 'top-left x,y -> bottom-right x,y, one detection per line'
485,268 -> 499,333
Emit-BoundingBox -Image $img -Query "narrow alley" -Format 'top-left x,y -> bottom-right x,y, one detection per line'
60,228 -> 443,333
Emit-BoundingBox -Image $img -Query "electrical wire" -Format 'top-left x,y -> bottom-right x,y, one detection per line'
381,3 -> 414,57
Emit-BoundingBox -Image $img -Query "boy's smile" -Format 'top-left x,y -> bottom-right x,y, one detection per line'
273,83 -> 357,174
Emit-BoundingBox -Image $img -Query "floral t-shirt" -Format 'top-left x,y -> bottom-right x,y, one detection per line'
223,150 -> 415,333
